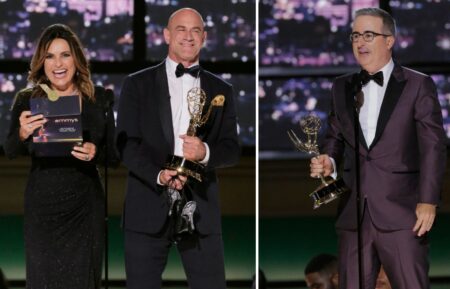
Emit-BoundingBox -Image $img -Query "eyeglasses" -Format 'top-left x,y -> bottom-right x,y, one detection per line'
350,31 -> 392,43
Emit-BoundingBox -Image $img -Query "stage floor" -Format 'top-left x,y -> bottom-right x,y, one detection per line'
2,214 -> 449,287
0,215 -> 255,284
260,214 -> 450,285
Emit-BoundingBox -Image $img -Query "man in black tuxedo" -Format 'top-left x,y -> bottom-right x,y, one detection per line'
116,7 -> 240,289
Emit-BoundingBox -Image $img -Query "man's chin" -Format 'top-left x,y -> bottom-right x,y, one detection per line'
179,55 -> 200,64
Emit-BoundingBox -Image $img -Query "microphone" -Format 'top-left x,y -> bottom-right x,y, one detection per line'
104,88 -> 115,110
351,73 -> 364,113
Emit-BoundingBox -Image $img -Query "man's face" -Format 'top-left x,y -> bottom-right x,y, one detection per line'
352,15 -> 394,73
163,9 -> 206,66
305,272 -> 337,289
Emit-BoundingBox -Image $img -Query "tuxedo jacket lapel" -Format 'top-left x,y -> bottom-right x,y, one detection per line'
155,63 -> 175,152
370,64 -> 406,149
200,72 -> 213,115
344,75 -> 369,151
197,72 -> 215,140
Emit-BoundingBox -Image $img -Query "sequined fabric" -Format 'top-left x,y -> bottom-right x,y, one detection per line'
24,161 -> 104,289
4,87 -> 118,289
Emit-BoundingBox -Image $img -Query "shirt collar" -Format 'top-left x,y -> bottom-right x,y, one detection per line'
378,58 -> 394,87
166,57 -> 200,78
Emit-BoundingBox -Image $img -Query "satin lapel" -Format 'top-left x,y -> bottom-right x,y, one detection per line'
344,76 -> 368,150
370,64 -> 406,149
155,63 -> 174,151
200,72 -> 213,115
198,72 -> 214,139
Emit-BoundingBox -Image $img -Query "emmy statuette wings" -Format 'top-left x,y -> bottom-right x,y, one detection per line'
165,90 -> 225,182
165,92 -> 225,242
288,115 -> 349,209
186,90 -> 224,136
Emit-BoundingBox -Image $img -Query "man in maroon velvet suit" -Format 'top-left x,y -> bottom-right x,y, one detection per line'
310,8 -> 446,289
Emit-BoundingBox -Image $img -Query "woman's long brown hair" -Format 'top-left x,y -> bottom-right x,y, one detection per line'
28,24 -> 95,100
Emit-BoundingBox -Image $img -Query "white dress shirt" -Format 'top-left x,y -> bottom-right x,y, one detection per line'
166,57 -> 201,157
157,58 -> 210,184
330,58 -> 394,179
359,59 -> 394,147
165,57 -> 210,161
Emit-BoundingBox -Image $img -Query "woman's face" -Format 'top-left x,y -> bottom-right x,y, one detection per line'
44,38 -> 76,95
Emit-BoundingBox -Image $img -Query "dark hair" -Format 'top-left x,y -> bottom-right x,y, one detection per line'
355,7 -> 396,36
28,23 -> 94,100
304,254 -> 338,276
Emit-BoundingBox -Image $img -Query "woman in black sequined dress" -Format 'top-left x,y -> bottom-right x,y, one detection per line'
3,24 -> 117,289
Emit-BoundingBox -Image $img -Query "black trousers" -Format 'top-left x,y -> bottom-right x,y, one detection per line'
124,226 -> 226,289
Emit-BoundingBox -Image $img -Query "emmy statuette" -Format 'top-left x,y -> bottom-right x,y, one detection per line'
165,86 -> 225,241
288,115 -> 349,209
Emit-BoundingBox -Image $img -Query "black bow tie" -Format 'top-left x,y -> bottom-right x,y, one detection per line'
175,63 -> 201,78
359,70 -> 383,86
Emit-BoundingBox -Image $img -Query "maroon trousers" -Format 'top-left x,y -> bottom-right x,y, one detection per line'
337,206 -> 430,289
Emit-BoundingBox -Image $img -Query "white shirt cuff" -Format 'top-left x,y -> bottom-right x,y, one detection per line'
199,142 -> 210,164
330,157 -> 338,180
157,171 -> 163,186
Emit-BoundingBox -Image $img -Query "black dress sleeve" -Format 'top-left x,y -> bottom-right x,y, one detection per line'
3,89 -> 32,159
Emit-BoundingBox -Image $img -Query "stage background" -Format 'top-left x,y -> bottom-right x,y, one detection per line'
0,0 -> 256,288
259,0 -> 450,288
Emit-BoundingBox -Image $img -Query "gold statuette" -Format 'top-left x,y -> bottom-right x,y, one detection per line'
165,89 -> 225,182
288,115 -> 349,209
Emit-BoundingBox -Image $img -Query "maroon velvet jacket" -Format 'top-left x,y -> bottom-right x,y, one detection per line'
324,63 -> 446,230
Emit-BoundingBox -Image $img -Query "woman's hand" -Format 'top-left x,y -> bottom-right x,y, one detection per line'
19,111 -> 47,141
71,142 -> 97,162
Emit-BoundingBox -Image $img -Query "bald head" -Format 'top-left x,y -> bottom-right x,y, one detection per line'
167,8 -> 205,29
164,7 -> 207,67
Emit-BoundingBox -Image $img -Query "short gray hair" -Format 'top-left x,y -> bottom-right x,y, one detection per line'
355,7 -> 396,36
